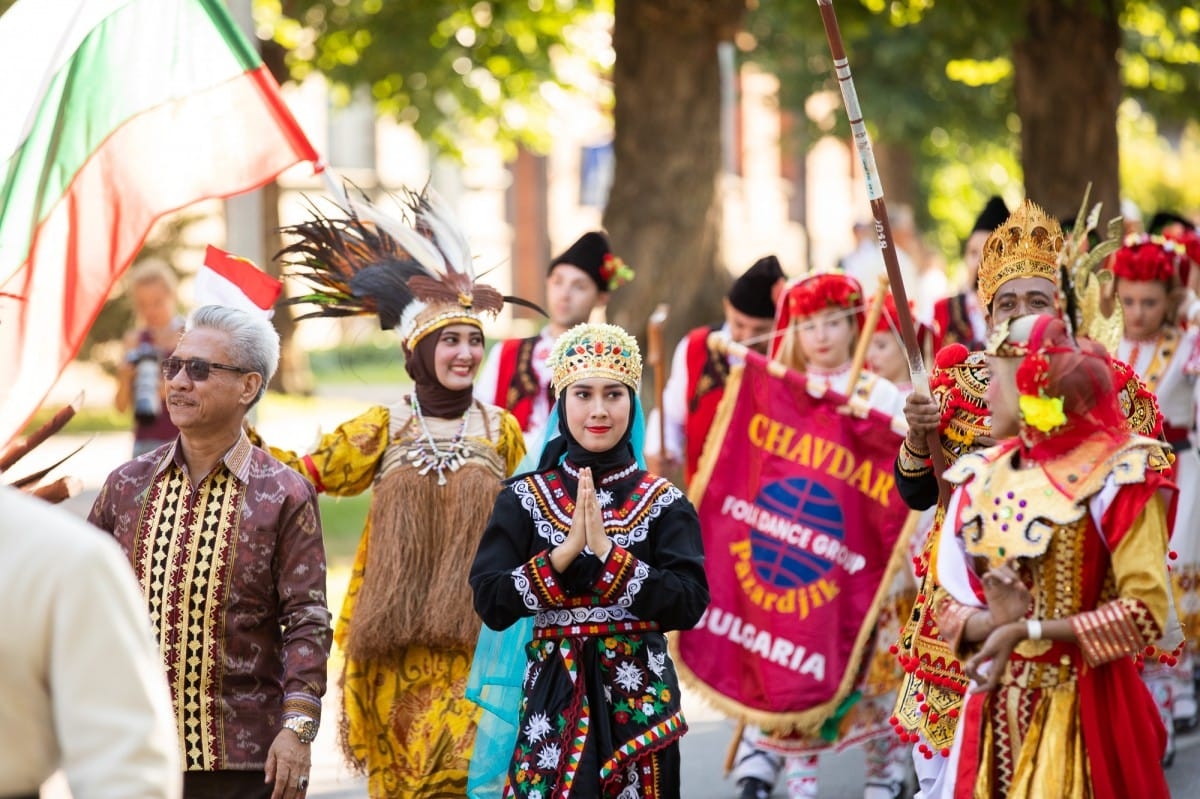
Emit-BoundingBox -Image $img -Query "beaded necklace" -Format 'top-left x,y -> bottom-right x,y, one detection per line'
405,394 -> 473,486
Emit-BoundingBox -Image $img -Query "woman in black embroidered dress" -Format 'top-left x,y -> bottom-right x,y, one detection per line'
469,323 -> 709,798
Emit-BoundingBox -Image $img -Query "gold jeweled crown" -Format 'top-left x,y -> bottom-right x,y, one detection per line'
549,323 -> 643,393
976,199 -> 1064,309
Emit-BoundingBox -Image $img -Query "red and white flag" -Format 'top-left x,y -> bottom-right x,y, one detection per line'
194,245 -> 282,319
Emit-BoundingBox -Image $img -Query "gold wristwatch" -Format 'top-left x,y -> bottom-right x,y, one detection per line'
282,715 -> 318,744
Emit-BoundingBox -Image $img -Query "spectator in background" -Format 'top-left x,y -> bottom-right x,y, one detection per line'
840,214 -> 921,319
645,254 -> 786,484
115,261 -> 184,456
930,196 -> 1009,352
475,231 -> 633,454
0,485 -> 180,799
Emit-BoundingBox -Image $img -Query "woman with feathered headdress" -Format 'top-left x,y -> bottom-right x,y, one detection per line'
267,187 -> 533,797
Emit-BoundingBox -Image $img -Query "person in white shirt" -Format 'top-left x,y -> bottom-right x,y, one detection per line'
840,218 -> 920,323
645,254 -> 786,483
1111,233 -> 1200,746
0,485 -> 180,799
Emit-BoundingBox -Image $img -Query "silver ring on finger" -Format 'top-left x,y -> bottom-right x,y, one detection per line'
298,775 -> 309,791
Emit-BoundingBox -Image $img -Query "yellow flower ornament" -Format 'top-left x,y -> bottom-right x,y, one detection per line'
1018,393 -> 1067,433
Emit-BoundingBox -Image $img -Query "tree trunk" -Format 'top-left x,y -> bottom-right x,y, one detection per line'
1013,0 -> 1121,223
604,0 -> 748,354
874,140 -> 916,211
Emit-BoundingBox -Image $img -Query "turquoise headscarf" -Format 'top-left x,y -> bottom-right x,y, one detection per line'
466,399 -> 647,796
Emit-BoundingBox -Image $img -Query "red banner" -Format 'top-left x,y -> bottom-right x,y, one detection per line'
671,349 -> 911,733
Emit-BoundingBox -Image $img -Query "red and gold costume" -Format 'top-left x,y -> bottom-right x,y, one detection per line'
933,314 -> 1175,798
891,201 -> 1171,775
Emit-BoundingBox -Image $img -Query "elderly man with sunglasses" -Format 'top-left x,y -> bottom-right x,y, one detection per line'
89,305 -> 332,799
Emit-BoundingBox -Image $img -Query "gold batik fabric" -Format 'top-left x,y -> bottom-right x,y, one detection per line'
975,682 -> 1089,799
341,642 -> 481,798
273,402 -> 525,797
137,466 -> 241,771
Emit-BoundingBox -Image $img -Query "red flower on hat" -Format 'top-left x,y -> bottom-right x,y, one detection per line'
599,253 -> 634,291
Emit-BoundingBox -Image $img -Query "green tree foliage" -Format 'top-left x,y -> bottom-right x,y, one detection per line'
746,0 -> 1200,257
265,0 -> 599,157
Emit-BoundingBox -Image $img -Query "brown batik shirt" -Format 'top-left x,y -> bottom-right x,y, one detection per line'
89,433 -> 331,771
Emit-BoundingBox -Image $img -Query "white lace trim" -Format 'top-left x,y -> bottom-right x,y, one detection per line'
510,475 -> 682,548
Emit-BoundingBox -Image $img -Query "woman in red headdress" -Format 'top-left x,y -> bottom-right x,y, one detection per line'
935,314 -> 1176,798
772,272 -> 906,419
1111,233 -> 1200,741
740,272 -> 911,799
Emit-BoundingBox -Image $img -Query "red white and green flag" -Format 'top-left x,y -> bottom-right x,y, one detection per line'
0,0 -> 321,448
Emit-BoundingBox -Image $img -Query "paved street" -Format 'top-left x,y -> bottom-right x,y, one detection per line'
24,372 -> 1197,797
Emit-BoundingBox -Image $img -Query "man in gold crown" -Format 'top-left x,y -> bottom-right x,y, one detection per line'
889,199 -> 1171,795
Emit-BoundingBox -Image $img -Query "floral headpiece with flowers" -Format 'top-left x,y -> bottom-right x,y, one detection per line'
1111,233 -> 1186,285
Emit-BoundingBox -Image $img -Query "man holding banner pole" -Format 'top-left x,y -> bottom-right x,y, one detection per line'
645,255 -> 786,485
890,199 -> 1174,795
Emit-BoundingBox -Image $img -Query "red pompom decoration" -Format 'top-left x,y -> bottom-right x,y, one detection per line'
936,342 -> 970,369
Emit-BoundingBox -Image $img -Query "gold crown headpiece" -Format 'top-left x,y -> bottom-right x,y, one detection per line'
976,199 -> 1064,309
549,323 -> 642,394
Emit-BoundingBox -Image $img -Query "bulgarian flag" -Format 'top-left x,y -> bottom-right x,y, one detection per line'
0,0 -> 321,448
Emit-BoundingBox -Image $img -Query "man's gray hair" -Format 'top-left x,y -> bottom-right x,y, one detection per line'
185,305 -> 280,405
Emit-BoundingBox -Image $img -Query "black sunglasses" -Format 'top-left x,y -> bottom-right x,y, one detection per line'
162,357 -> 253,381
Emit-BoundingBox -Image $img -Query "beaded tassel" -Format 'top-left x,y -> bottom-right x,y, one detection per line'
406,395 -> 472,486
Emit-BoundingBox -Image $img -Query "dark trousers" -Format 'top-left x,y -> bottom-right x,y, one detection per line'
183,770 -> 273,799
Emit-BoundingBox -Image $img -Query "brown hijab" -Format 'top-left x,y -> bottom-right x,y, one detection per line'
404,324 -> 479,418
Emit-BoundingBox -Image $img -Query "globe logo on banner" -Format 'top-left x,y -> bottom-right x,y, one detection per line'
749,477 -> 844,589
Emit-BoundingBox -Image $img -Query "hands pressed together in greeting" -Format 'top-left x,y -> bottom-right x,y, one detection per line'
549,467 -> 611,573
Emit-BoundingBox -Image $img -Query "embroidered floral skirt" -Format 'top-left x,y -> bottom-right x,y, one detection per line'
504,632 -> 686,798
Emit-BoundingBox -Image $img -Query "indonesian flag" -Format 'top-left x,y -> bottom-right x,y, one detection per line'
0,0 -> 321,448
195,245 -> 283,319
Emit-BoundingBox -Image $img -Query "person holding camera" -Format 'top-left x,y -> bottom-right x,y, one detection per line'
115,261 -> 183,456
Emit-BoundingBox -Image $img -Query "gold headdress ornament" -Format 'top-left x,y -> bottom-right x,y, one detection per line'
976,199 -> 1064,309
549,323 -> 643,394
279,187 -> 544,350
1057,184 -> 1124,351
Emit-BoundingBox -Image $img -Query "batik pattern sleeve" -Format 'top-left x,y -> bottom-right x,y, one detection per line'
471,488 -> 563,631
272,472 -> 333,722
1072,493 -> 1171,667
267,406 -> 389,497
617,497 -> 710,631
